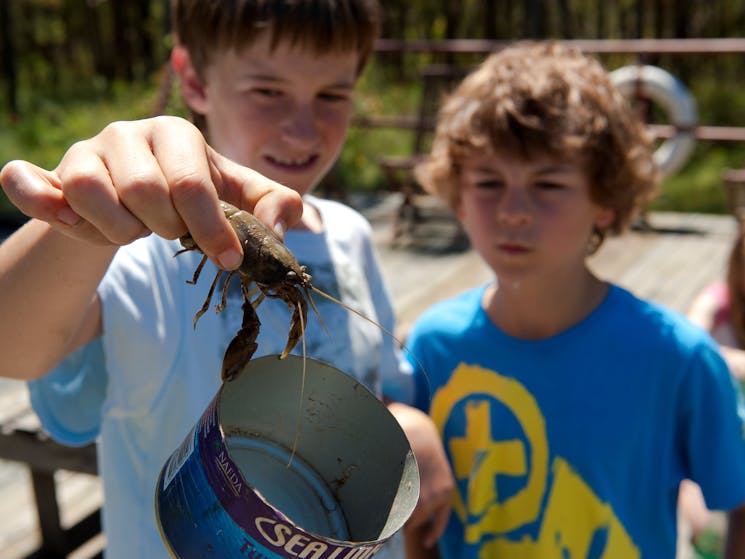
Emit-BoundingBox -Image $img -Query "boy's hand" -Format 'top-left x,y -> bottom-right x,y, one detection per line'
0,116 -> 303,270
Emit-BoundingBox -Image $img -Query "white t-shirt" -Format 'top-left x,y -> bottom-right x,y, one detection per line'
29,196 -> 413,558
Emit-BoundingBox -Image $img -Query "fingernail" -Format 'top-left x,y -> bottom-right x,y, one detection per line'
273,219 -> 286,240
57,207 -> 81,226
217,248 -> 242,270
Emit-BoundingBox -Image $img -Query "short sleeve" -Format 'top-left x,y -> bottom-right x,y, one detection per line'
681,343 -> 745,511
28,338 -> 107,446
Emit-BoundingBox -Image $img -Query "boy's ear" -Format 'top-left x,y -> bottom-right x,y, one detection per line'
595,207 -> 615,229
451,193 -> 464,220
171,46 -> 209,115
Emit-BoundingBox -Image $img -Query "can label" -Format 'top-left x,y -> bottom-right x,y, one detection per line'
157,390 -> 383,559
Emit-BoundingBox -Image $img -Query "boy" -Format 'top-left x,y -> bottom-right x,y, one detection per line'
0,1 -> 452,556
404,42 -> 745,558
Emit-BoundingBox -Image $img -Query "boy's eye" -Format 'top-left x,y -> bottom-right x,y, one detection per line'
535,181 -> 564,190
319,92 -> 351,103
253,88 -> 282,98
474,179 -> 503,190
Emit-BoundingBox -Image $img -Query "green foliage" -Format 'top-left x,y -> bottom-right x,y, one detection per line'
2,1 -> 745,226
333,63 -> 422,191
3,90 -> 137,168
652,145 -> 741,214
2,59 -> 744,225
0,76 -> 187,222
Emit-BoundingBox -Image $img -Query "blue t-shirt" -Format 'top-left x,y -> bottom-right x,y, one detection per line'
406,283 -> 745,559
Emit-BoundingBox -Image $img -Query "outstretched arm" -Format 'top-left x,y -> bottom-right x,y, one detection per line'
0,116 -> 302,380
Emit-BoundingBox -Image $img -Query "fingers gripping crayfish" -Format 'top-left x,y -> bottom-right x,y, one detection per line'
176,201 -> 322,382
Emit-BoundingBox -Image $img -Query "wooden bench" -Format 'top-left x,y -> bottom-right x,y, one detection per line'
0,389 -> 102,558
362,64 -> 469,242
722,167 -> 745,218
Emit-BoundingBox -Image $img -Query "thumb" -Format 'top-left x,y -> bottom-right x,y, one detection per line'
1,160 -> 80,227
207,147 -> 303,240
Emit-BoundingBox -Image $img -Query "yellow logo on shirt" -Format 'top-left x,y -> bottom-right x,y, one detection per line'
430,364 -> 640,558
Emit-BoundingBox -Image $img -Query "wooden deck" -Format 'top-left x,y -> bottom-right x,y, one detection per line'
366,196 -> 737,330
0,196 -> 737,559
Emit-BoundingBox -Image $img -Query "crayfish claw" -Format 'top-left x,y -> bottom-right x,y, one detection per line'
222,335 -> 258,382
280,298 -> 307,359
221,299 -> 261,382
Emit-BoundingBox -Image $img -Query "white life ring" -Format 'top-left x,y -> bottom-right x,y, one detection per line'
610,64 -> 698,178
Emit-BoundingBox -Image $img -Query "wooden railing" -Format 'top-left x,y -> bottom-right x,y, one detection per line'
373,37 -> 745,55
366,37 -> 745,143
356,37 -> 745,240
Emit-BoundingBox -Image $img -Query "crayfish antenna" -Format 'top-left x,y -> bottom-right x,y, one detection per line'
304,288 -> 329,337
309,285 -> 402,347
309,285 -> 432,401
287,306 -> 306,468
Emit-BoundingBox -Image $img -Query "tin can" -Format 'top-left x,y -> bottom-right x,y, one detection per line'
155,354 -> 420,559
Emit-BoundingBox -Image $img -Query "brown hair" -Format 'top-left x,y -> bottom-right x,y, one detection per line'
415,41 -> 659,242
172,0 -> 380,131
727,220 -> 745,348
173,0 -> 380,76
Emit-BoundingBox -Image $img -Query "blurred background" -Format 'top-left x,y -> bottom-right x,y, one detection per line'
1,0 -> 744,226
1,3 -> 744,559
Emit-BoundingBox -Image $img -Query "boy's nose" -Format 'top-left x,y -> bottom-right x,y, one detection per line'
281,106 -> 319,147
496,186 -> 531,226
